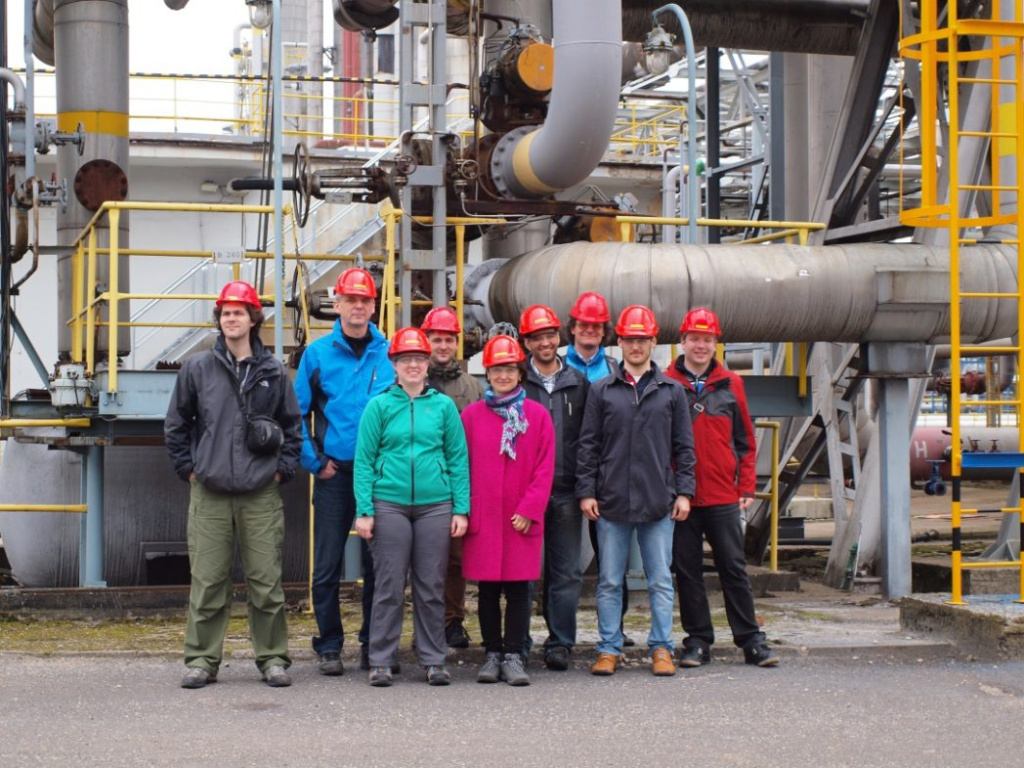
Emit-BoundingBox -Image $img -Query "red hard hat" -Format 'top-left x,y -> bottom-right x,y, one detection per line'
519,304 -> 561,336
615,304 -> 659,338
680,307 -> 722,337
482,334 -> 526,368
388,327 -> 432,359
216,281 -> 261,309
569,291 -> 611,324
421,306 -> 461,334
334,267 -> 377,298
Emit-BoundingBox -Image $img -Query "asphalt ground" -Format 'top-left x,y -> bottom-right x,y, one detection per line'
3,653 -> 1023,767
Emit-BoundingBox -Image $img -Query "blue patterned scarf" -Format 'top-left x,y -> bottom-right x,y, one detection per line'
484,385 -> 529,459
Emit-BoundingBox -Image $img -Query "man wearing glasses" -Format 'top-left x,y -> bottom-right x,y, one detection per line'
520,304 -> 589,671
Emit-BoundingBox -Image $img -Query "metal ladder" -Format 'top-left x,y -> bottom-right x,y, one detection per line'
901,0 -> 1024,603
397,0 -> 449,325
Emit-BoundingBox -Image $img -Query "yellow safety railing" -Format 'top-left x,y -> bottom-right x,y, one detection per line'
900,0 -> 1024,604
25,69 -> 458,145
65,201 -> 381,392
608,103 -> 689,157
26,68 -> 692,157
755,421 -> 782,572
614,214 -> 826,246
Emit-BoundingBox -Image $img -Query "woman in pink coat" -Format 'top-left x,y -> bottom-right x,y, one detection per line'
461,335 -> 554,686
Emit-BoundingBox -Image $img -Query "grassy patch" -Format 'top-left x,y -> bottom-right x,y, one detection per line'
0,607 -> 345,655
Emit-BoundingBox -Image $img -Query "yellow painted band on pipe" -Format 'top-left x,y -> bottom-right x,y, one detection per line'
512,131 -> 558,196
58,110 -> 129,137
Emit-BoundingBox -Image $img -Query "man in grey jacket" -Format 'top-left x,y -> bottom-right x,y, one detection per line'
577,304 -> 695,678
165,281 -> 303,689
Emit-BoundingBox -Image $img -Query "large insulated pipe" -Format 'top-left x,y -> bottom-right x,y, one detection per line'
486,241 -> 1017,344
489,0 -> 621,199
55,0 -> 130,358
622,0 -> 867,56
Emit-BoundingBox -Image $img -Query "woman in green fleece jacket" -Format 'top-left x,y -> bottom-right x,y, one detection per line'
354,327 -> 471,687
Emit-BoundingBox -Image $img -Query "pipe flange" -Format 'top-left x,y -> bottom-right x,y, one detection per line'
489,126 -> 534,200
462,257 -> 508,333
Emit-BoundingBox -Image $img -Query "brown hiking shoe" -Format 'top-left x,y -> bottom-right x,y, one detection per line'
651,647 -> 676,676
591,653 -> 621,676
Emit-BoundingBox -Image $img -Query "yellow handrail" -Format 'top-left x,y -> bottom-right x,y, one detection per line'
0,504 -> 88,513
754,421 -> 781,572
0,419 -> 91,428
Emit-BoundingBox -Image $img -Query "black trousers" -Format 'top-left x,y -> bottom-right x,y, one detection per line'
673,505 -> 764,650
478,580 -> 531,655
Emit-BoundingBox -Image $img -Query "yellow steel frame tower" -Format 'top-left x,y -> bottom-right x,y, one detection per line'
901,0 -> 1024,604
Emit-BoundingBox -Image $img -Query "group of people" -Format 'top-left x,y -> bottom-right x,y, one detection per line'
165,267 -> 777,690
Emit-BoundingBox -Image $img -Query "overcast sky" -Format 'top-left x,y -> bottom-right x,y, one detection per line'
5,2 -> 252,74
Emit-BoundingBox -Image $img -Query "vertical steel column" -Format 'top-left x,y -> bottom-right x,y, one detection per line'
878,377 -> 912,598
23,0 -> 35,183
706,47 -> 721,243
768,52 -> 785,222
398,0 -> 447,324
272,0 -> 286,359
55,0 -> 130,358
80,444 -> 106,587
871,342 -> 920,599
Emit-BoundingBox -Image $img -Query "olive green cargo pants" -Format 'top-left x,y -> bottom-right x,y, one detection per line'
184,479 -> 291,674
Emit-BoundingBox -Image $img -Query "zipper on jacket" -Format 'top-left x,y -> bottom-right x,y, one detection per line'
409,396 -> 416,504
368,365 -> 377,395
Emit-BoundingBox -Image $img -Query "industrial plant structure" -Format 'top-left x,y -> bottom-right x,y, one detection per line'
1,0 -> 1022,606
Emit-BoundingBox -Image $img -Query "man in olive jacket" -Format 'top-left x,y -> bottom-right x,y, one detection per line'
165,281 -> 303,690
422,306 -> 483,649
576,305 -> 695,678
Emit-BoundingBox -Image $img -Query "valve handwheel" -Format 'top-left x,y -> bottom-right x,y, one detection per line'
292,142 -> 312,228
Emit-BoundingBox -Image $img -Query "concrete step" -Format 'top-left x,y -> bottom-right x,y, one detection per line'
901,593 -> 1024,660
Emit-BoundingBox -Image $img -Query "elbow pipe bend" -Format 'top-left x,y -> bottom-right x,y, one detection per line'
33,0 -> 55,67
333,0 -> 400,33
490,1 -> 623,199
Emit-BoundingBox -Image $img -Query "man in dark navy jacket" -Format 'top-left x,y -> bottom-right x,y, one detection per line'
666,307 -> 778,668
577,305 -> 695,678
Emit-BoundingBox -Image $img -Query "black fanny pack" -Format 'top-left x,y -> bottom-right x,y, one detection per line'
245,414 -> 284,455
222,363 -> 284,456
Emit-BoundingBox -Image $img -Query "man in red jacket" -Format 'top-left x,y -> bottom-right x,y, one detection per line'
666,307 -> 778,668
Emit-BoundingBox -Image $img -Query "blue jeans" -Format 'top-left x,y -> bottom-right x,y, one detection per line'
311,465 -> 375,656
542,492 -> 584,651
595,515 -> 675,656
